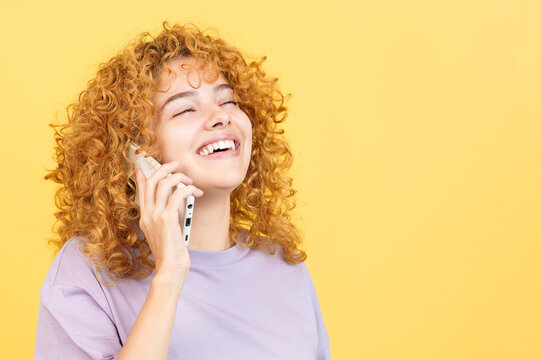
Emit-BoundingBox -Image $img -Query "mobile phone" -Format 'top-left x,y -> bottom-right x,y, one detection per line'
127,143 -> 195,246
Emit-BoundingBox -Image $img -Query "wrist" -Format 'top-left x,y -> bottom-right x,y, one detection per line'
152,271 -> 187,290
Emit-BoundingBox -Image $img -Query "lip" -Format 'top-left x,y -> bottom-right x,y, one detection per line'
195,134 -> 240,154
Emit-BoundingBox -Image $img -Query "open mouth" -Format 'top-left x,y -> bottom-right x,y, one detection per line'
196,140 -> 241,158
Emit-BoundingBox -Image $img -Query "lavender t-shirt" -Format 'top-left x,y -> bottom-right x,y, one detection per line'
35,232 -> 331,359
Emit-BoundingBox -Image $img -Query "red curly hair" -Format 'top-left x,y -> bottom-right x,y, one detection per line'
44,21 -> 307,285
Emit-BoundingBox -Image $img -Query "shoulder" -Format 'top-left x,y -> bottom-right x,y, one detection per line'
41,236 -> 98,290
263,243 -> 309,272
249,243 -> 309,281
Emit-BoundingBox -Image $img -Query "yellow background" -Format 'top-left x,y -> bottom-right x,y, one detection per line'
1,0 -> 540,359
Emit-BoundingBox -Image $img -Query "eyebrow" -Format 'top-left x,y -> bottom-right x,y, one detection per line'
160,83 -> 234,113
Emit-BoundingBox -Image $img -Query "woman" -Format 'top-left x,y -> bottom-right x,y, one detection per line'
35,21 -> 331,359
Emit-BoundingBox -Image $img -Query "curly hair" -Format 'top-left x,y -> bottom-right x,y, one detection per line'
44,21 -> 307,285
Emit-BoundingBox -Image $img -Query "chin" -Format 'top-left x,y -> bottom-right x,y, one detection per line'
197,176 -> 245,192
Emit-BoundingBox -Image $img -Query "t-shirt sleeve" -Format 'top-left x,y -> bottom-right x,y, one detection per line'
35,238 -> 122,360
303,264 -> 332,360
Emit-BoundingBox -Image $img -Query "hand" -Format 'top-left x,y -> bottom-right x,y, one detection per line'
134,161 -> 204,281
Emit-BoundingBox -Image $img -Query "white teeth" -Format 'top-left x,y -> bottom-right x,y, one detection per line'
198,139 -> 236,156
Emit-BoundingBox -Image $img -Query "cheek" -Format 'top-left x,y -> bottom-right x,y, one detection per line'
244,125 -> 253,158
240,114 -> 253,137
242,125 -> 253,153
156,126 -> 193,160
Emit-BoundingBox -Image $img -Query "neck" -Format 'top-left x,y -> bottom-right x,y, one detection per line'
187,190 -> 233,251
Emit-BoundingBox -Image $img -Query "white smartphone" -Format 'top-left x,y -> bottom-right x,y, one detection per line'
126,143 -> 194,246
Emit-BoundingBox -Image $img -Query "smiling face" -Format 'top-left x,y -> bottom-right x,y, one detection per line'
149,56 -> 253,193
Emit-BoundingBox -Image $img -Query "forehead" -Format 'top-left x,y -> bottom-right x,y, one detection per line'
154,56 -> 224,94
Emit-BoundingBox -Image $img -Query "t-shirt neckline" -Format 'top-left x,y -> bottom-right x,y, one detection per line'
137,226 -> 251,267
187,241 -> 250,267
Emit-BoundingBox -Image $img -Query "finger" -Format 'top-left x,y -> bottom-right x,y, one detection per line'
134,168 -> 146,210
165,184 -> 204,216
144,161 -> 179,212
154,172 -> 194,213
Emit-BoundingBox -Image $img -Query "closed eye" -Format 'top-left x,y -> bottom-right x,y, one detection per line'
172,101 -> 238,118
173,108 -> 195,117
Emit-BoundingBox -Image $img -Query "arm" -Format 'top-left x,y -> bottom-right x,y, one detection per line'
115,155 -> 203,358
303,264 -> 332,360
35,283 -> 122,360
116,274 -> 186,360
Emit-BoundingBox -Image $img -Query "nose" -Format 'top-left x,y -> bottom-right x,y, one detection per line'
205,106 -> 231,129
